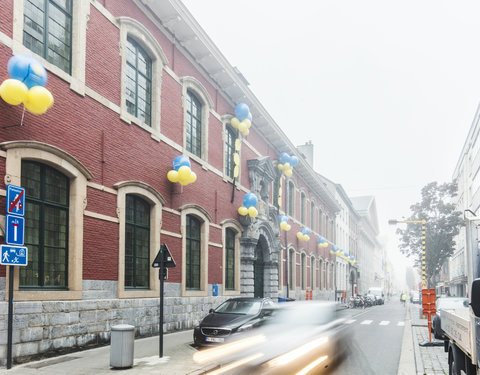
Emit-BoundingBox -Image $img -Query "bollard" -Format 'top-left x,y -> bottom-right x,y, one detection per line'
110,324 -> 135,368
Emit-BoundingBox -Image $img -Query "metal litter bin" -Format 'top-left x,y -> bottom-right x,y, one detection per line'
110,324 -> 135,368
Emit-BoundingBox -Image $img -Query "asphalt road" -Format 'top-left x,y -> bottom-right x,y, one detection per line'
330,298 -> 407,375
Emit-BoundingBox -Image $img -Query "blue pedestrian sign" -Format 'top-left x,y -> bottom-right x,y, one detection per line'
5,215 -> 24,246
6,185 -> 25,217
0,245 -> 28,266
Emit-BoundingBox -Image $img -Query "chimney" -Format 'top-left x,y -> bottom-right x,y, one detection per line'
296,141 -> 314,168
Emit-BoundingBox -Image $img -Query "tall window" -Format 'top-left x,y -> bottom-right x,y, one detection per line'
126,37 -> 152,126
300,193 -> 306,224
20,161 -> 69,288
225,228 -> 236,290
310,256 -> 314,289
318,259 -> 323,289
225,125 -> 236,178
310,202 -> 315,230
23,0 -> 73,73
287,181 -> 295,216
318,209 -> 323,235
186,215 -> 201,289
125,195 -> 150,288
301,253 -> 306,290
289,249 -> 295,290
186,90 -> 202,157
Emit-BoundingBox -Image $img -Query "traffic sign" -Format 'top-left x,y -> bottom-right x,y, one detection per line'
152,243 -> 176,268
6,185 -> 25,216
0,245 -> 28,266
5,215 -> 24,246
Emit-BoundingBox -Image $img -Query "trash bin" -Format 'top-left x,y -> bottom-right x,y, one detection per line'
110,324 -> 135,368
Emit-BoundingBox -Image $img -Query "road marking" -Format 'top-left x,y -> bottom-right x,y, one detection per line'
360,320 -> 373,325
397,322 -> 405,326
345,319 -> 356,324
379,321 -> 390,325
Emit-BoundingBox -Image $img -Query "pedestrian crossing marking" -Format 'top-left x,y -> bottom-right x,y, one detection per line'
397,322 -> 405,326
361,320 -> 373,325
345,319 -> 356,324
379,321 -> 390,325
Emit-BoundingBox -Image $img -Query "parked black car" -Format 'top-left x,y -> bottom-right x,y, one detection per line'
432,297 -> 469,339
193,297 -> 277,346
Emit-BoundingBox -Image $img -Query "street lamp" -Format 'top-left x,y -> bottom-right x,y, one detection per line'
388,219 -> 427,289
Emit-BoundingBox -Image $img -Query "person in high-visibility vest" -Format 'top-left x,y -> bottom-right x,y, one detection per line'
401,292 -> 407,307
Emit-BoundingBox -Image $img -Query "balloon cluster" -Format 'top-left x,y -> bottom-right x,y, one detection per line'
167,155 -> 197,186
278,215 -> 291,231
238,192 -> 258,218
0,54 -> 54,114
296,227 -> 310,241
230,103 -> 252,137
317,237 -> 329,248
277,152 -> 299,177
329,245 -> 356,264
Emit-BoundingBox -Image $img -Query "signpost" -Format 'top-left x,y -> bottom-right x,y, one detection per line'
152,243 -> 176,358
420,288 -> 437,346
3,185 -> 27,369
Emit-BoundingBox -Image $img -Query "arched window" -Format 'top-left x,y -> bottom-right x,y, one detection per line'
125,194 -> 150,288
23,0 -> 73,73
289,248 -> 295,291
224,125 -> 237,179
287,181 -> 295,217
21,161 -> 69,289
301,252 -> 306,290
310,256 -> 315,289
225,228 -> 236,290
310,201 -> 315,230
318,259 -> 323,289
300,192 -> 306,224
186,90 -> 203,157
125,38 -> 152,126
186,215 -> 202,290
318,208 -> 323,235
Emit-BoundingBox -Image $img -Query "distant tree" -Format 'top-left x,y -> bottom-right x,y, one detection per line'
396,181 -> 463,286
405,267 -> 416,290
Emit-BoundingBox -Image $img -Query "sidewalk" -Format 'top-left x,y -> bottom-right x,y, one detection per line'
409,304 -> 448,375
0,330 -> 214,375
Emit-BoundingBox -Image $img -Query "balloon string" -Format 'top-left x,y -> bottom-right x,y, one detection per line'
20,105 -> 25,126
2,106 -> 26,129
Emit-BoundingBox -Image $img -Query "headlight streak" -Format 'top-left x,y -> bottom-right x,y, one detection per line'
264,336 -> 329,368
193,334 -> 267,364
206,353 -> 265,375
295,355 -> 328,375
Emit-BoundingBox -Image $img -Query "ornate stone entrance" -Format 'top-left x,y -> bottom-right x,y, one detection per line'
239,157 -> 283,298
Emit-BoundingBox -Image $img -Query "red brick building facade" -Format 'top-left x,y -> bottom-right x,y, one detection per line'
0,0 -> 339,362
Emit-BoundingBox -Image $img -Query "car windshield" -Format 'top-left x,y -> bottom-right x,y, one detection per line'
437,298 -> 469,309
214,300 -> 262,315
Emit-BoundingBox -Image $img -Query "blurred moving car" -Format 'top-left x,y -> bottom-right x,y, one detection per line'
367,287 -> 385,305
194,301 -> 349,374
410,291 -> 421,304
193,297 -> 276,346
433,297 -> 469,339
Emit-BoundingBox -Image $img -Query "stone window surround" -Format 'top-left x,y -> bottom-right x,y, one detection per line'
287,180 -> 296,218
221,219 -> 242,296
12,0 -> 90,95
118,17 -> 169,135
114,181 -> 165,299
1,140 -> 93,301
181,76 -> 213,163
180,204 -> 211,297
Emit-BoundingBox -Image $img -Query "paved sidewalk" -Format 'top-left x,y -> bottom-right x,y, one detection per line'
409,304 -> 448,375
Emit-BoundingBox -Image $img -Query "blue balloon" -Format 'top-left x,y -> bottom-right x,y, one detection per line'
279,215 -> 288,223
290,156 -> 299,167
318,237 -> 325,244
243,192 -> 258,208
8,54 -> 47,88
279,152 -> 290,164
350,255 -> 355,261
344,252 -> 349,257
301,227 -> 310,235
332,245 -> 337,252
235,103 -> 250,121
172,155 -> 191,171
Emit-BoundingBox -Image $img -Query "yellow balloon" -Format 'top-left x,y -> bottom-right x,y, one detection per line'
241,119 -> 251,129
0,79 -> 28,105
285,224 -> 291,231
233,152 -> 240,165
188,171 -> 197,184
24,86 -> 54,115
233,165 -> 239,178
238,206 -> 248,216
177,165 -> 191,185
297,232 -> 302,240
235,139 -> 242,151
167,170 -> 179,183
284,168 -> 292,177
280,221 -> 287,230
242,128 -> 250,136
304,235 -> 310,242
231,117 -> 240,129
248,206 -> 258,218
277,163 -> 284,171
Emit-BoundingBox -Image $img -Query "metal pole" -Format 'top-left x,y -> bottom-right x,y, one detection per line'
7,266 -> 14,369
159,247 -> 164,358
284,176 -> 289,299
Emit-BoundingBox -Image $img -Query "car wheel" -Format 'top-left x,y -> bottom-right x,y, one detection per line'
449,354 -> 461,375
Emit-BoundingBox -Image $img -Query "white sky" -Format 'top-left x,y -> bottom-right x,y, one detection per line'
181,0 -> 480,286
